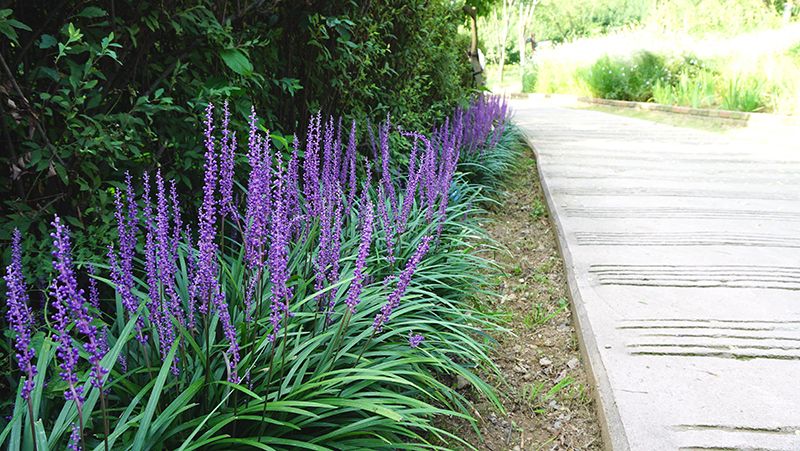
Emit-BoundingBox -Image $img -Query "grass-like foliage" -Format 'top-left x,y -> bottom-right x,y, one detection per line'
1,96 -> 513,450
720,75 -> 765,112
581,51 -> 673,102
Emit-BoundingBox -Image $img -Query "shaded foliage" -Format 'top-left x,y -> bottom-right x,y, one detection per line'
0,0 -> 473,278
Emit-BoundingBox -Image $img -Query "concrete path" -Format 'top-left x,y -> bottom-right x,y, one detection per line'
512,101 -> 800,451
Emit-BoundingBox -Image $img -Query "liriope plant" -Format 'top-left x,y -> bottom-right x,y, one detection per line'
1,95 -> 513,450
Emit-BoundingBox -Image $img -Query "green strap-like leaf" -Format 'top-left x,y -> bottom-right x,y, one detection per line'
131,339 -> 179,451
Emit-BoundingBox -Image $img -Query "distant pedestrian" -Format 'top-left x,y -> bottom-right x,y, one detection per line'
526,34 -> 538,58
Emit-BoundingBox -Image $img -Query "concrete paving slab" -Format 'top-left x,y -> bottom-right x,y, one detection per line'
511,100 -> 800,451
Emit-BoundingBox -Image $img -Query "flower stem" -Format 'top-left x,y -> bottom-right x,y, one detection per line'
26,399 -> 37,451
100,390 -> 110,451
356,329 -> 376,366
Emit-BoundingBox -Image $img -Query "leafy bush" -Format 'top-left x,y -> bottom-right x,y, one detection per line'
522,65 -> 538,93
581,51 -> 670,101
1,97 -> 513,450
0,1 -> 473,280
647,0 -> 781,36
531,0 -> 651,43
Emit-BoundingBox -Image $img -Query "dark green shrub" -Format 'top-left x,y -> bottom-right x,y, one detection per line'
0,1 -> 473,278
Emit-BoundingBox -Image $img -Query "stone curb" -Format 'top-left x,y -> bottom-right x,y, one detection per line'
576,97 -> 800,127
508,93 -> 800,127
519,132 -> 630,451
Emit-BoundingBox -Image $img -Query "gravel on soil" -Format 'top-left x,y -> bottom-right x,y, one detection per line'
443,147 -> 603,451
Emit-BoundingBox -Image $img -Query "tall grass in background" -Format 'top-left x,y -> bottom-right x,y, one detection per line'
653,70 -> 717,108
721,75 -> 765,111
522,59 -> 589,95
549,45 -> 800,114
1,96 -> 517,450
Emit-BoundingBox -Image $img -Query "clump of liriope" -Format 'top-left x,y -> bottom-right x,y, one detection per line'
453,95 -> 521,195
1,96 -> 511,450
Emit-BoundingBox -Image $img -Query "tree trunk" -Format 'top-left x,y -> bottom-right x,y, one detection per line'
519,1 -> 538,68
784,1 -> 793,24
518,1 -> 526,67
463,5 -> 484,87
498,0 -> 512,82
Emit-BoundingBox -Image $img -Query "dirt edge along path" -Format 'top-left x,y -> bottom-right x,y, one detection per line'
451,145 -> 603,450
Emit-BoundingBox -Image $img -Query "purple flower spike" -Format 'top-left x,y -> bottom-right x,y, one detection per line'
87,265 -> 100,310
303,111 -> 322,218
4,229 -> 37,400
344,193 -> 374,314
214,290 -> 240,383
286,136 -> 301,237
53,217 -> 109,390
375,185 -> 396,264
50,216 -> 86,405
109,172 -> 145,342
170,179 -> 183,254
373,235 -> 434,333
87,265 -> 111,359
193,103 -> 220,317
396,132 -> 428,233
378,115 -> 397,217
68,422 -> 82,451
219,100 -> 237,219
268,161 -> 293,342
345,121 -> 358,209
244,132 -> 272,322
409,332 -> 425,348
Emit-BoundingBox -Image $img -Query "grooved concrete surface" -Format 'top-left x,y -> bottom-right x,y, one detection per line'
512,101 -> 800,451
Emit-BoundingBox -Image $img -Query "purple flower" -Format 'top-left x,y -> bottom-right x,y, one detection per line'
4,229 -> 37,400
156,172 -> 184,328
345,121 -> 358,209
268,161 -> 293,342
303,111 -> 322,217
214,290 -> 240,383
244,130 -> 272,322
219,100 -> 237,219
55,220 -> 108,389
170,179 -> 183,255
87,265 -> 110,358
408,332 -> 425,348
375,185 -> 396,264
314,138 -> 345,317
286,136 -> 302,237
51,216 -> 108,403
87,265 -> 100,310
145,170 -> 181,372
324,196 -> 344,321
322,116 -> 335,197
344,194 -> 374,314
373,235 -> 434,333
396,132 -> 429,233
68,422 -> 81,451
378,115 -> 397,217
192,103 -> 220,317
109,172 -> 145,342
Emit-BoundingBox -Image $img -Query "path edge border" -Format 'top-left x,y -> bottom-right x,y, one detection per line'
520,131 -> 631,451
507,93 -> 800,127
